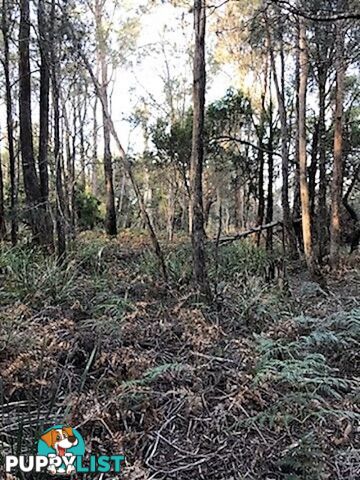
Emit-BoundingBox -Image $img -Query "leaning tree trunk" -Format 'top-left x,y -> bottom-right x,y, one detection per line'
95,0 -> 117,236
330,21 -> 345,269
190,0 -> 211,299
66,5 -> 168,280
298,18 -> 316,275
19,0 -> 52,247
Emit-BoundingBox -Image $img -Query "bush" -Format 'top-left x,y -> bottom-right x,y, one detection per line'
75,188 -> 102,230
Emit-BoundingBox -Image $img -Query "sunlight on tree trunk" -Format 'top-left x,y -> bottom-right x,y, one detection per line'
298,18 -> 315,275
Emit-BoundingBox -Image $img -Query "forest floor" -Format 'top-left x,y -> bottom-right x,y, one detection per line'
0,232 -> 359,480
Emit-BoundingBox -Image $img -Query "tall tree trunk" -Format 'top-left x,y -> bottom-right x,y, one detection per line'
298,18 -> 315,274
19,0 -> 52,246
51,0 -> 66,257
256,64 -> 268,245
190,0 -> 211,299
37,0 -> 50,203
317,70 -> 328,262
95,0 -> 117,236
293,19 -> 301,223
1,0 -> 17,245
92,95 -> 98,196
79,93 -> 87,190
266,88 -> 274,250
330,21 -> 345,268
266,17 -> 297,255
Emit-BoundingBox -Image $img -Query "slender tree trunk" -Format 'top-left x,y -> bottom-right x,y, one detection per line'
293,21 -> 301,223
330,21 -> 345,268
266,17 -> 297,255
19,0 -> 52,246
256,65 -> 268,245
167,179 -> 176,242
37,0 -> 50,203
266,89 -> 274,250
92,95 -> 98,196
50,0 -> 66,257
189,0 -> 211,299
318,71 -> 328,262
2,0 -> 17,245
298,18 -> 315,274
95,0 -> 117,236
79,92 -> 87,190
309,121 -> 319,217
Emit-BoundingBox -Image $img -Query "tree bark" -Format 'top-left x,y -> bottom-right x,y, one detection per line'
37,0 -> 50,203
92,94 -> 98,196
256,62 -> 268,245
1,0 -> 17,245
266,86 -> 274,250
51,0 -> 66,257
19,0 -> 52,246
266,15 -> 297,255
190,0 -> 211,299
330,21 -> 345,268
298,18 -> 316,275
317,69 -> 328,262
95,0 -> 117,236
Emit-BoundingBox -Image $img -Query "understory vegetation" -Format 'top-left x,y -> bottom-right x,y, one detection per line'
1,234 -> 359,479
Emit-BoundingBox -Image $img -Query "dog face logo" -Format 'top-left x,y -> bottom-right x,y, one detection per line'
41,426 -> 78,456
38,425 -> 85,475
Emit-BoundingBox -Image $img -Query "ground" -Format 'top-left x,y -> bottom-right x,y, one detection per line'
0,232 -> 359,479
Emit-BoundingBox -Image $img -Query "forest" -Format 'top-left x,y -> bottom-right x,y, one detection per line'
0,0 -> 359,478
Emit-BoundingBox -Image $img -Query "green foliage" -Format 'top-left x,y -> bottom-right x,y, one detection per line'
0,246 -> 78,305
122,362 -> 185,389
80,293 -> 133,337
136,240 -> 270,285
251,308 -> 360,428
150,111 -> 193,170
208,241 -> 268,281
75,188 -> 102,230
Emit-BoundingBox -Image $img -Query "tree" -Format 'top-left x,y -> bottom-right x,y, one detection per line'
265,9 -> 297,255
330,20 -> 346,268
50,0 -> 66,257
298,17 -> 316,274
1,0 -> 16,244
19,0 -> 52,247
190,0 -> 211,299
37,0 -> 50,204
94,0 -> 117,236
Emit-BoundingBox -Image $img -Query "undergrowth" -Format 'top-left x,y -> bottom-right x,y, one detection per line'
0,237 -> 359,479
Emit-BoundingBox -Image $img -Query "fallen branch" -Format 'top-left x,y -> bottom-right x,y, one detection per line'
213,220 -> 283,245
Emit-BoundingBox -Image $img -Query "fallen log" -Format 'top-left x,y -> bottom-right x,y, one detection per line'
213,220 -> 283,245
